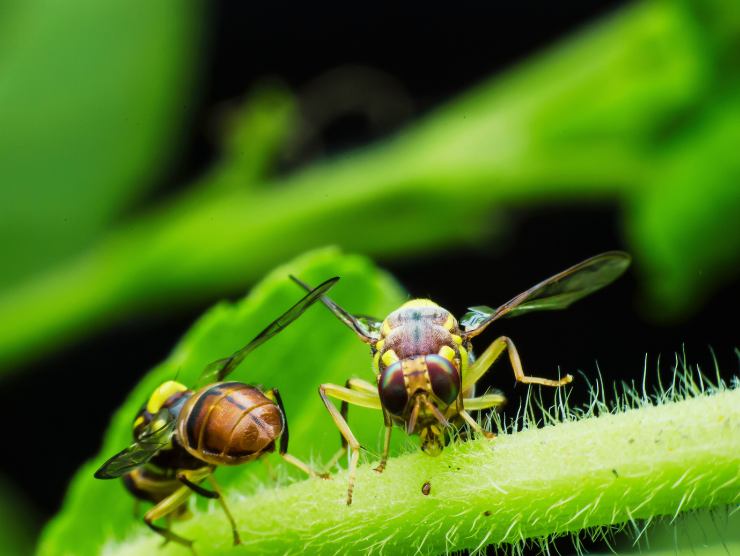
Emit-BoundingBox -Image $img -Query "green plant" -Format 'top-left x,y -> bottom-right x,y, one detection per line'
38,249 -> 739,555
4,0 -> 740,373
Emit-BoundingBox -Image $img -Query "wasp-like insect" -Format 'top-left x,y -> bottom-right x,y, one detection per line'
293,252 -> 630,504
94,277 -> 338,550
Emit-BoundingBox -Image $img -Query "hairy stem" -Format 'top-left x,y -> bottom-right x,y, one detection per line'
106,387 -> 739,555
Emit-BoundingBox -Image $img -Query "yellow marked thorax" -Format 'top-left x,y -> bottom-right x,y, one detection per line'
147,380 -> 188,414
399,298 -> 441,309
381,298 -> 450,337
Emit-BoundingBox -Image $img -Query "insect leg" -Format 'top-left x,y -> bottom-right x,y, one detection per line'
462,336 -> 573,392
373,409 -> 392,474
176,468 -> 217,498
463,392 -> 507,410
207,475 -> 241,546
324,378 -> 379,471
266,388 -> 329,479
346,378 -> 377,394
177,469 -> 241,546
143,486 -> 195,553
262,457 -> 278,482
459,393 -> 506,439
458,409 -> 494,439
319,382 -> 381,505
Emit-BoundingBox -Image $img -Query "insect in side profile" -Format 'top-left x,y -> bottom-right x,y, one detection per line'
293,251 -> 631,505
94,277 -> 338,551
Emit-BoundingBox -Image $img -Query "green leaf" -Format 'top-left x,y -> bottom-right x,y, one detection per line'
628,91 -> 740,318
0,0 -> 203,288
37,247 -> 406,556
3,0 -> 740,372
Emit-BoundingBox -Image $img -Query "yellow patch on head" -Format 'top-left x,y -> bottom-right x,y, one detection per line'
451,334 -> 463,345
147,380 -> 187,414
133,416 -> 145,430
381,349 -> 400,367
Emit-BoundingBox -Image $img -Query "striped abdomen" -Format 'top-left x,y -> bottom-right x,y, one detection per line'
176,382 -> 283,466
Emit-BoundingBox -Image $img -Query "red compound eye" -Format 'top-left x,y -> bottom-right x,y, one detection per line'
426,354 -> 460,406
378,361 -> 408,415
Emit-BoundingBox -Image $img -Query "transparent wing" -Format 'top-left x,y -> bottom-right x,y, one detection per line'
94,411 -> 176,479
461,251 -> 631,338
356,315 -> 383,337
290,275 -> 381,344
197,276 -> 340,387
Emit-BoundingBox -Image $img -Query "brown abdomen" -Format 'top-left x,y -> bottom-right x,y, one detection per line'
176,382 -> 284,466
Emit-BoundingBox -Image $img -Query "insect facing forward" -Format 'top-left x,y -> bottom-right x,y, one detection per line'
94,277 -> 338,550
293,252 -> 631,505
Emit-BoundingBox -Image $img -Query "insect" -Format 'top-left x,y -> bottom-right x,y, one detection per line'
293,251 -> 630,504
94,277 -> 338,550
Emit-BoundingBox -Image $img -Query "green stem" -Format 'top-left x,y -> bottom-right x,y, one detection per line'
107,388 -> 739,555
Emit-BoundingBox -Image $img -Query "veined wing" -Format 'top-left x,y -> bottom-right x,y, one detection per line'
290,275 -> 381,344
94,411 -> 176,479
461,251 -> 631,338
197,276 -> 339,386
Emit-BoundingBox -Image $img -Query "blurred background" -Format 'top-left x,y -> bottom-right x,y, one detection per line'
1,0 -> 739,553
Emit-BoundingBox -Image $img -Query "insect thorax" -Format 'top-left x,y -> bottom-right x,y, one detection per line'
377,300 -> 462,369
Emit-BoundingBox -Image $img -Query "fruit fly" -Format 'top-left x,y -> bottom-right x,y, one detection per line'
94,277 -> 338,550
293,252 -> 630,504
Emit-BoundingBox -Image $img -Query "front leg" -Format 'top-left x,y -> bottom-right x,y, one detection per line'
324,378 -> 379,471
462,336 -> 573,392
374,409 -> 392,474
458,392 -> 507,439
319,382 -> 381,505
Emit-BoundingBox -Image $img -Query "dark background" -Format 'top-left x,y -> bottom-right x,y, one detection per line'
3,2 -> 737,551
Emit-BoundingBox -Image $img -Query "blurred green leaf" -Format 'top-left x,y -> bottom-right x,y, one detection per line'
218,83 -> 297,186
37,248 -> 406,556
0,0 -> 203,288
628,92 -> 740,316
2,0 -> 740,372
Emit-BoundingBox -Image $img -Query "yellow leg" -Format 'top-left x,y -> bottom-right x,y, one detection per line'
462,336 -> 573,392
143,486 -> 195,553
324,378 -> 380,473
346,378 -> 377,394
207,476 -> 241,546
177,469 -> 240,546
319,383 -> 382,505
373,410 -> 392,474
262,457 -> 278,482
459,409 -> 494,439
463,392 -> 507,410
279,452 -> 330,479
460,393 -> 506,439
